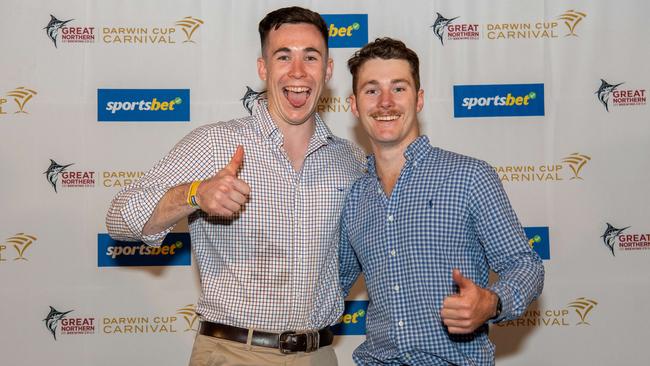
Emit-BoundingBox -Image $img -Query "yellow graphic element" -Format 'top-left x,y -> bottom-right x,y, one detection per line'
562,153 -> 591,180
558,10 -> 587,37
7,87 -> 38,114
175,16 -> 204,43
528,235 -> 542,249
176,304 -> 198,331
567,297 -> 598,325
0,97 -> 7,114
5,233 -> 38,261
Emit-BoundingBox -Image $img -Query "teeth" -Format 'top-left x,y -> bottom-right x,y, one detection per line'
285,86 -> 310,93
374,115 -> 400,121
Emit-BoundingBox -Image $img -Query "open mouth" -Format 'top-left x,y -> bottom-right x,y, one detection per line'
371,113 -> 401,121
283,86 -> 311,108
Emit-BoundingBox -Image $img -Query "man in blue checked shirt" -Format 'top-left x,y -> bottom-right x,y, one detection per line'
339,37 -> 544,366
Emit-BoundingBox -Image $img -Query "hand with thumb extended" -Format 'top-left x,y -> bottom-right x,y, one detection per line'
440,268 -> 500,334
194,145 -> 251,217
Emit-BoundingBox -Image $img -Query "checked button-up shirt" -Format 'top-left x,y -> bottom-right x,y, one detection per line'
340,136 -> 544,365
107,100 -> 366,332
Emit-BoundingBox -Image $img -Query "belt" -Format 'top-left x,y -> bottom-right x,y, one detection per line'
198,321 -> 334,354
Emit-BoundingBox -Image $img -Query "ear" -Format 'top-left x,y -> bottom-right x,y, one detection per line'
325,57 -> 333,82
257,57 -> 267,81
349,94 -> 360,118
416,89 -> 424,113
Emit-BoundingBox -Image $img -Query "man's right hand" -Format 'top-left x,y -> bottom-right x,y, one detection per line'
195,145 -> 251,216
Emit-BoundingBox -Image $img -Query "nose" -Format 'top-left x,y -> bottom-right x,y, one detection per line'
378,89 -> 394,109
288,59 -> 306,79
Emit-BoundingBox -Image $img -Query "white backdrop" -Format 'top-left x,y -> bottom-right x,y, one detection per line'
1,0 -> 649,365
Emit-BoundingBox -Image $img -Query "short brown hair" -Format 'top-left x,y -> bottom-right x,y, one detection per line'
258,6 -> 328,55
348,37 -> 420,94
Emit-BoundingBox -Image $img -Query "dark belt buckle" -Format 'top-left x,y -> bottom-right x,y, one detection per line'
279,330 -> 320,354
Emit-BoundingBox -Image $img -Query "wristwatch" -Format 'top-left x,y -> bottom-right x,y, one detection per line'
492,295 -> 502,320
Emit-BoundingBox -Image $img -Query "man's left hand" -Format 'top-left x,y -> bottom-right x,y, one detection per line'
440,269 -> 499,334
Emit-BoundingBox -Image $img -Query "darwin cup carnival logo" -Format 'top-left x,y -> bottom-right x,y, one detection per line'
1,233 -> 38,262
557,10 -> 587,37
1,87 -> 38,115
497,297 -> 598,328
566,298 -> 598,325
595,79 -> 646,112
176,304 -> 199,331
495,153 -> 591,183
241,86 -> 265,115
174,16 -> 204,43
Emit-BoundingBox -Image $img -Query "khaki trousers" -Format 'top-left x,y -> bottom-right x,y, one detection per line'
188,333 -> 338,366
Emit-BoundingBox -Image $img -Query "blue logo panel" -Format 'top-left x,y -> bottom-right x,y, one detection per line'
97,233 -> 192,267
97,89 -> 190,122
453,83 -> 544,118
322,14 -> 368,48
524,226 -> 550,260
332,300 -> 368,335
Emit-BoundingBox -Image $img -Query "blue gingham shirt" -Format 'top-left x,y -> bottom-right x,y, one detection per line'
339,136 -> 544,365
107,100 -> 365,332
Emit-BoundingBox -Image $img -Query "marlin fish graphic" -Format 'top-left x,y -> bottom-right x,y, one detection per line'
431,12 -> 458,45
240,86 -> 266,115
44,159 -> 73,193
595,79 -> 624,112
43,306 -> 72,340
601,223 -> 629,256
44,14 -> 73,48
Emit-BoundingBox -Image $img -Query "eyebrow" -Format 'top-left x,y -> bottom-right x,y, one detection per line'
271,47 -> 323,57
360,78 -> 412,89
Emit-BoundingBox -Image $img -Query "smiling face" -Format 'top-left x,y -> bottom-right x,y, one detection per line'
351,58 -> 424,151
257,23 -> 332,127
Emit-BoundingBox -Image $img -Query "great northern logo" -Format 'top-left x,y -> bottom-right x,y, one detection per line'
431,12 -> 478,45
0,87 -> 38,115
595,79 -> 646,112
241,86 -> 265,115
44,14 -> 203,47
44,159 -> 95,192
97,89 -> 190,122
600,223 -> 649,256
453,83 -> 544,118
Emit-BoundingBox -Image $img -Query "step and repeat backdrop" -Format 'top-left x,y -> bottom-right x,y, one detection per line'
1,0 -> 648,365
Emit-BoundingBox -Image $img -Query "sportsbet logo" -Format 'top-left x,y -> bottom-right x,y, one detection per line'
454,83 -> 544,118
462,92 -> 537,110
97,233 -> 191,267
332,300 -> 368,335
105,97 -> 183,114
321,14 -> 368,48
97,89 -> 190,122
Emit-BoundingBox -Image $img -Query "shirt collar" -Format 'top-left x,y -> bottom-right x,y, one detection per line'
254,98 -> 333,146
366,135 -> 431,176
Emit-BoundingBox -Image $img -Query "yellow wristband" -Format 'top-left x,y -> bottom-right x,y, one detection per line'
187,180 -> 202,209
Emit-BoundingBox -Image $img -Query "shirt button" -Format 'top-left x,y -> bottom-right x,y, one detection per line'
398,320 -> 404,327
390,249 -> 396,256
387,215 -> 394,222
394,285 -> 400,292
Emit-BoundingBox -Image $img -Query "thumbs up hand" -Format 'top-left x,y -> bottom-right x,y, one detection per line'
440,269 -> 500,334
195,145 -> 251,217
